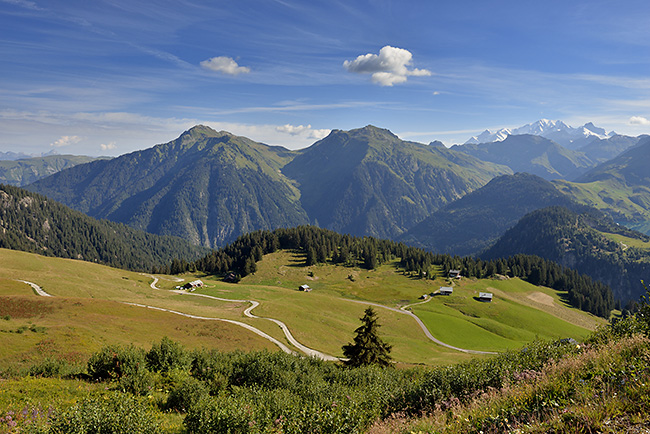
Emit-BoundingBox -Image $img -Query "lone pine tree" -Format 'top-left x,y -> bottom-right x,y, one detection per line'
342,307 -> 392,367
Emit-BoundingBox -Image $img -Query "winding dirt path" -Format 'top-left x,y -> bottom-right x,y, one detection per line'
16,280 -> 52,297
123,302 -> 294,355
343,297 -> 497,355
145,275 -> 340,361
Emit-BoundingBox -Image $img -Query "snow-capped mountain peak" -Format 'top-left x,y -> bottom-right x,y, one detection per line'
464,120 -> 613,149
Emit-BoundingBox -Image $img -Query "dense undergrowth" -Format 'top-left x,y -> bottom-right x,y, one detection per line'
2,322 -> 647,433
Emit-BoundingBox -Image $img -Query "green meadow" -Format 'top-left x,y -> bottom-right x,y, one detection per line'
0,248 -> 604,370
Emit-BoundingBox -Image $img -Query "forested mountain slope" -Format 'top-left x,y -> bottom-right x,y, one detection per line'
0,184 -> 208,271
483,205 -> 650,303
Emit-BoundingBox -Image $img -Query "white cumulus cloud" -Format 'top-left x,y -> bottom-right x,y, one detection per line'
49,135 -> 81,147
343,45 -> 431,86
629,116 -> 650,125
276,124 -> 330,140
100,142 -> 116,151
200,56 -> 250,76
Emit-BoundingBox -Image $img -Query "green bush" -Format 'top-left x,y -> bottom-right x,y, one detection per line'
117,369 -> 154,396
87,344 -> 146,381
28,357 -> 82,378
146,337 -> 189,373
165,376 -> 209,412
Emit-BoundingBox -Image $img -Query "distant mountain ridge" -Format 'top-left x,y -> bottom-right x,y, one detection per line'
0,154 -> 104,186
399,173 -> 578,256
0,149 -> 61,161
452,134 -> 593,181
465,119 -> 614,149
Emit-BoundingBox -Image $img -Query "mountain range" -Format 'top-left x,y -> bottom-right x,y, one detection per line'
27,125 -> 511,247
465,119 -> 614,149
398,173 -> 579,256
452,135 -> 594,181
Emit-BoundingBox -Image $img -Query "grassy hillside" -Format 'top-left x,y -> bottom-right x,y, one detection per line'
0,247 -> 604,370
553,178 -> 650,234
0,246 -> 625,434
0,249 -> 277,371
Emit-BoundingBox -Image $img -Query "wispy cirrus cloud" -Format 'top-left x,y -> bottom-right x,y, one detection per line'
344,45 -> 431,86
0,0 -> 44,11
200,56 -> 250,75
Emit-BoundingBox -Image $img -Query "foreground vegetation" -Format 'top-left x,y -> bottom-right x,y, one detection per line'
1,313 -> 648,433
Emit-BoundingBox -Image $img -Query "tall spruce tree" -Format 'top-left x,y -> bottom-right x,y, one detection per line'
342,307 -> 392,367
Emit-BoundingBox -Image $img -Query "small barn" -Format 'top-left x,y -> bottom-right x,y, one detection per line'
299,284 -> 312,292
448,269 -> 461,279
223,272 -> 237,283
440,286 -> 453,296
478,292 -> 493,302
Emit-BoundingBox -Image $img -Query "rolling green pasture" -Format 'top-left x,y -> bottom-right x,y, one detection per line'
0,248 -> 604,369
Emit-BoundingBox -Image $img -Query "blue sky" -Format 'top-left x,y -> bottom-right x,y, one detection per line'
2,0 -> 650,156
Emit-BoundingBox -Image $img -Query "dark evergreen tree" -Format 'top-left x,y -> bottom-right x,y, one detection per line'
342,307 -> 392,367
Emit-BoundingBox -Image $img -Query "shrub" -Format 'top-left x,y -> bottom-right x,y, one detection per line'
28,358 -> 82,378
165,376 -> 209,412
146,337 -> 189,373
87,344 -> 146,381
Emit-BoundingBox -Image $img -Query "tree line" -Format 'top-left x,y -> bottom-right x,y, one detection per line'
161,225 -> 615,318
